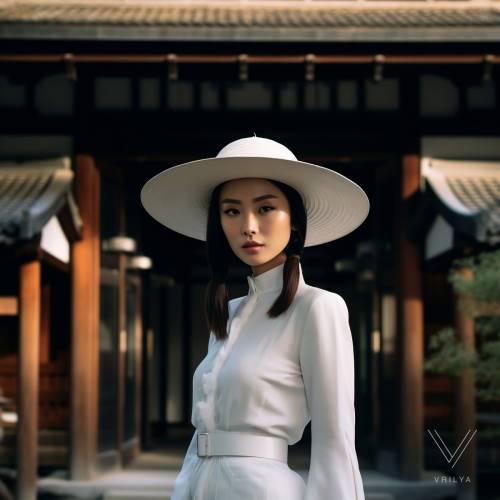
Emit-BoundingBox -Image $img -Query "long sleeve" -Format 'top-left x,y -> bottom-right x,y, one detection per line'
171,332 -> 216,500
170,429 -> 198,500
299,293 -> 365,500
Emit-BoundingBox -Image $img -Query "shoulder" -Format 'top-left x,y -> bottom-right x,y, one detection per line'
294,282 -> 348,316
296,286 -> 351,347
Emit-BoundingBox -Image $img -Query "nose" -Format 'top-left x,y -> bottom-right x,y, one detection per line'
242,212 -> 257,236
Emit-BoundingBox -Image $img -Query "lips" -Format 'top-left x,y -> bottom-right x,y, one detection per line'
242,241 -> 264,249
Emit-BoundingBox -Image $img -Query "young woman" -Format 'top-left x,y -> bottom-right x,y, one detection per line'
141,136 -> 369,500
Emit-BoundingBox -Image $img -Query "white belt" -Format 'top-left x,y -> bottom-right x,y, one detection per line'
197,432 -> 288,464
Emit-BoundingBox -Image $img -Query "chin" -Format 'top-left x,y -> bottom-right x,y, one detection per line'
237,253 -> 270,267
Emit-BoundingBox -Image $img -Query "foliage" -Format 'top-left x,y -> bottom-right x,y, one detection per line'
448,251 -> 500,312
423,328 -> 477,376
424,250 -> 500,435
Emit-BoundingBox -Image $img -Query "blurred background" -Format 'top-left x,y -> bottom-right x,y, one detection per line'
0,0 -> 499,499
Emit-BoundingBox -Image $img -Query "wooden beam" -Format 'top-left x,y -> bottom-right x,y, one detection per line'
0,297 -> 18,316
396,154 -> 424,481
0,53 -> 499,65
13,234 -> 70,273
454,268 -> 477,500
17,260 -> 41,500
70,155 -> 100,480
57,203 -> 82,244
40,250 -> 70,274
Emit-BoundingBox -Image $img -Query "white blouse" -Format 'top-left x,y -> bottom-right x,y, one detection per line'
171,263 -> 365,500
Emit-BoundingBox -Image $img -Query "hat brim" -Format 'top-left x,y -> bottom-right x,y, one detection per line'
140,156 -> 369,247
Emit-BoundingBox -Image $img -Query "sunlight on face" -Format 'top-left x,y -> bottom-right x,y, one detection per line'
219,178 -> 294,274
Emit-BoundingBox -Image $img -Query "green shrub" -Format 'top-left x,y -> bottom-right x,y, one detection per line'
424,250 -> 500,436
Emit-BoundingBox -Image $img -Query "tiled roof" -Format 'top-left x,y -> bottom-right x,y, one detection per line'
422,158 -> 500,244
1,4 -> 500,28
0,158 -> 82,244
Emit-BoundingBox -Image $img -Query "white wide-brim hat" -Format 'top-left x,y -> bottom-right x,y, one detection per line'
141,137 -> 369,247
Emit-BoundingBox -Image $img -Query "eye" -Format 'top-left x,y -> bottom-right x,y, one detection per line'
224,208 -> 240,216
259,206 -> 275,214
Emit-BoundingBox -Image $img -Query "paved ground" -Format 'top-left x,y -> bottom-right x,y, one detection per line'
36,433 -> 457,500
38,468 -> 457,500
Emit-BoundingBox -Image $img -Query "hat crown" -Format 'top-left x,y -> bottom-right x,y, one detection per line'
216,137 -> 297,162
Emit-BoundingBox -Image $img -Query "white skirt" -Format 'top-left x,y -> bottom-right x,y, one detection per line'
186,455 -> 306,500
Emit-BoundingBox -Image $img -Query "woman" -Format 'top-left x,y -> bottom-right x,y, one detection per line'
141,136 -> 369,500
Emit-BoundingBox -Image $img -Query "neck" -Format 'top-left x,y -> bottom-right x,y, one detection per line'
251,252 -> 287,277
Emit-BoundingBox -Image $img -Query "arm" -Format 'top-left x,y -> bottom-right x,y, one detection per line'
299,293 -> 365,500
170,429 -> 198,500
171,332 -> 216,500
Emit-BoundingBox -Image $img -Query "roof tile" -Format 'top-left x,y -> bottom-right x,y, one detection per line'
1,4 -> 500,28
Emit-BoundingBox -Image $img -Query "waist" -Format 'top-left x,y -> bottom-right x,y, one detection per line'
197,431 -> 288,464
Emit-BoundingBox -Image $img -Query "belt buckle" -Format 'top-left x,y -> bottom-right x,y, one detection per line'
197,433 -> 210,457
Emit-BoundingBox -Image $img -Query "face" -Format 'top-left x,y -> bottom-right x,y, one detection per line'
219,178 -> 295,270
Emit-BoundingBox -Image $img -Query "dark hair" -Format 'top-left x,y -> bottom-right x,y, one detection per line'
204,179 -> 307,340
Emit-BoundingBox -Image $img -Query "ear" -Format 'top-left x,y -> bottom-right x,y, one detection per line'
291,224 -> 297,231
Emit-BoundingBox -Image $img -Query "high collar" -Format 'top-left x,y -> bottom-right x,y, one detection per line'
247,261 -> 305,295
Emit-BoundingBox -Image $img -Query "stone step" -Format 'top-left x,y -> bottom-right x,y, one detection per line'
100,489 -> 395,500
366,494 -> 396,500
38,470 -> 177,500
102,491 -> 171,500
101,489 -> 395,500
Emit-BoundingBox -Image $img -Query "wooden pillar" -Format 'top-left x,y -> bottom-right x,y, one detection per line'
17,260 -> 41,500
454,268 -> 476,500
143,270 -> 153,449
70,155 -> 100,480
135,279 -> 143,455
116,252 -> 127,466
371,289 -> 381,453
396,154 -> 424,480
40,285 -> 51,364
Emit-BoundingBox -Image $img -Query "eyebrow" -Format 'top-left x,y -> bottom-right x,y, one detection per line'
220,194 -> 278,204
253,194 -> 278,203
220,198 -> 241,204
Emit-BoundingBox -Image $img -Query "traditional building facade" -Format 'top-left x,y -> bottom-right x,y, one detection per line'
0,1 -> 499,499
